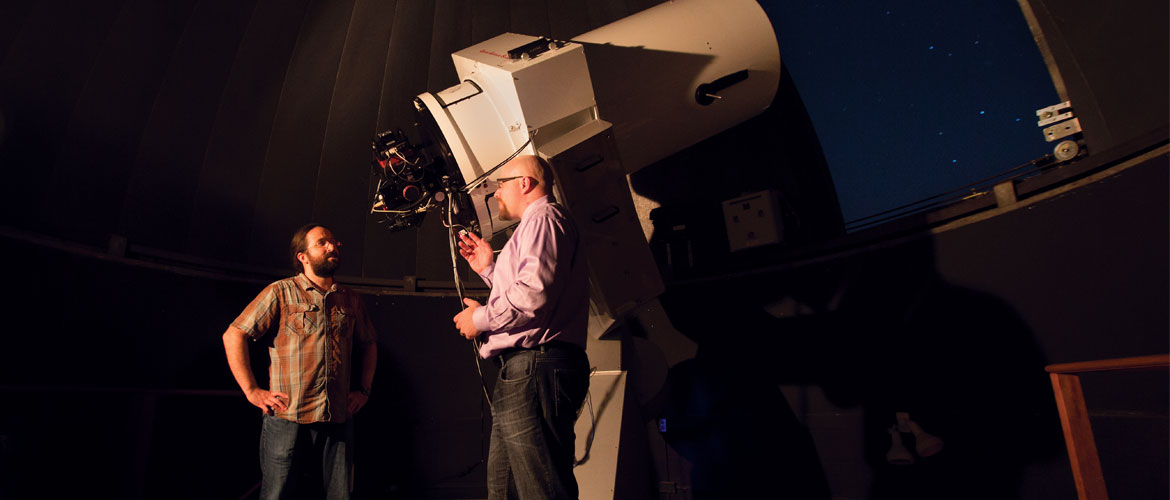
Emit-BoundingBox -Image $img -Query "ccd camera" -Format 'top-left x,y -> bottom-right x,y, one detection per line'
369,128 -> 477,233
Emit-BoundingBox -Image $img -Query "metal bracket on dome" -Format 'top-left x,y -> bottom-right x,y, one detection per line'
1036,101 -> 1084,162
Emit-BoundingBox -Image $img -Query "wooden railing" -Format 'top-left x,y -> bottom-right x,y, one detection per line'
1045,354 -> 1170,500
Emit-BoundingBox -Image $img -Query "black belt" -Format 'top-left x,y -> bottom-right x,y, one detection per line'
498,340 -> 583,361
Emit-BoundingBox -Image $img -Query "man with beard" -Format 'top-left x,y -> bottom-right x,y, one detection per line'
223,224 -> 377,499
453,155 -> 590,499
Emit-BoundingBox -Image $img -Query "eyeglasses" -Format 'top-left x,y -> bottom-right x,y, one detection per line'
496,175 -> 535,187
312,238 -> 341,248
496,176 -> 525,186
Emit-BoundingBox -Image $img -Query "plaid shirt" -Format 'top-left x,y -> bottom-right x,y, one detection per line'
232,274 -> 376,424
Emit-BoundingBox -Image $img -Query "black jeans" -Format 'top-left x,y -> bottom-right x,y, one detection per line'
487,342 -> 590,500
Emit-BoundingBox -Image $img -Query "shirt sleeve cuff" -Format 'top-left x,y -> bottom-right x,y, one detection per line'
472,305 -> 490,334
478,263 -> 495,285
230,321 -> 258,340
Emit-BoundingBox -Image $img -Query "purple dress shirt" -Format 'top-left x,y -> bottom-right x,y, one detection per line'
472,195 -> 589,358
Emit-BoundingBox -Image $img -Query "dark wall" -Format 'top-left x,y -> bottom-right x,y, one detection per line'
931,157 -> 1168,365
655,153 -> 1168,499
922,151 -> 1168,499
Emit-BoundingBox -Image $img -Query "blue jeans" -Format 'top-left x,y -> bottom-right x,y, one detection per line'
487,343 -> 590,500
259,414 -> 353,500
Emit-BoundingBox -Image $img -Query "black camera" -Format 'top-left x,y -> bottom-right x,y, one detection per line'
369,127 -> 479,233
369,129 -> 442,231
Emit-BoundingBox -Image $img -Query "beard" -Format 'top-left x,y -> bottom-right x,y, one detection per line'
495,197 -> 516,221
309,252 -> 340,277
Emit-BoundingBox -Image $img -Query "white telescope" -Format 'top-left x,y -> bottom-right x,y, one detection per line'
409,0 -> 780,323
382,1 -> 781,495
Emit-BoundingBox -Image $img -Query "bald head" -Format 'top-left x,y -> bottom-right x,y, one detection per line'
494,155 -> 555,220
499,155 -> 553,193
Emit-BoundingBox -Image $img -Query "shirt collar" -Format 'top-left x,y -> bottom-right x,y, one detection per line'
295,273 -> 334,293
295,273 -> 315,291
521,195 -> 552,220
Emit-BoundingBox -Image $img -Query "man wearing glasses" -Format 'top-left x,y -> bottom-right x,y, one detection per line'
454,155 -> 591,499
223,224 -> 378,499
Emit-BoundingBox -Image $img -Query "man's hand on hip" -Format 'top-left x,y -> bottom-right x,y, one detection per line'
348,392 -> 369,415
245,388 -> 289,413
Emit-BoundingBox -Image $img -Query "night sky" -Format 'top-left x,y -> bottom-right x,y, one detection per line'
760,0 -> 1061,225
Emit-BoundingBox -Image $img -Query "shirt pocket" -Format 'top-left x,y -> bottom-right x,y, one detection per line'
330,306 -> 355,339
283,302 -> 319,335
